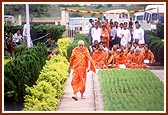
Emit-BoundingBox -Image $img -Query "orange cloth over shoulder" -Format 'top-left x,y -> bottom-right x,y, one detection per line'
101,29 -> 110,48
69,47 -> 96,94
70,47 -> 96,73
92,50 -> 107,68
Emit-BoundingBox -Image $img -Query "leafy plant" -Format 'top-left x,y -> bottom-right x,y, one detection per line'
98,69 -> 164,111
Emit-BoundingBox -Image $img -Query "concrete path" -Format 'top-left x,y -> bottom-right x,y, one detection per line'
150,70 -> 165,83
58,69 -> 104,112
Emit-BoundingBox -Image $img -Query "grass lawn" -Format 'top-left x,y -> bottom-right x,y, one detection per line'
98,68 -> 164,111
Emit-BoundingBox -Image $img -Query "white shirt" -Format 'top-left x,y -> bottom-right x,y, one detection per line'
110,27 -> 117,40
121,28 -> 131,46
116,27 -> 123,38
133,27 -> 145,44
91,27 -> 102,43
12,33 -> 22,43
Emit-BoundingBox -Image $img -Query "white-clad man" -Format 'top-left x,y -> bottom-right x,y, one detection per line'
120,22 -> 131,47
133,21 -> 145,44
91,22 -> 102,44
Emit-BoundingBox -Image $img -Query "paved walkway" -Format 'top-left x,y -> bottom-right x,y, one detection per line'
58,69 -> 103,112
150,70 -> 165,83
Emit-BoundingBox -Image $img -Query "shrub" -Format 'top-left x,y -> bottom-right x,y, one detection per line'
24,55 -> 69,111
24,81 -> 58,111
145,35 -> 164,65
4,24 -> 66,45
74,33 -> 89,44
4,44 -> 47,107
156,22 -> 164,39
57,38 -> 71,57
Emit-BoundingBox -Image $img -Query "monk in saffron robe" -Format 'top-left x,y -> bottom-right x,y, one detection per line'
142,46 -> 155,64
68,40 -> 96,101
92,43 -> 108,69
107,45 -> 118,65
100,25 -> 110,48
131,48 -> 147,69
113,49 -> 130,68
127,47 -> 135,63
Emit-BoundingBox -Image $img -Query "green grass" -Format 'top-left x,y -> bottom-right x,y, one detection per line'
98,68 -> 164,111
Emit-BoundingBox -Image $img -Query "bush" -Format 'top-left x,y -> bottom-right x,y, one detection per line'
24,81 -> 58,111
145,35 -> 164,65
74,34 -> 89,44
57,38 -> 71,57
24,38 -> 70,111
24,55 -> 69,111
156,22 -> 164,39
4,24 -> 66,45
4,44 -> 47,107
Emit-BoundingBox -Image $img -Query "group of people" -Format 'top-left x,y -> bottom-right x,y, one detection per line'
68,39 -> 155,101
91,42 -> 155,69
68,16 -> 156,100
88,16 -> 145,50
86,16 -> 154,69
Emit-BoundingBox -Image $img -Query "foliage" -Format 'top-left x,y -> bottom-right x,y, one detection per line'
24,55 -> 69,111
47,25 -> 66,42
4,4 -> 49,20
4,57 -> 13,65
98,69 -> 164,111
24,81 -> 58,111
74,34 -> 89,44
156,22 -> 164,39
4,24 -> 66,45
4,44 -> 47,106
57,38 -> 71,57
145,33 -> 164,65
24,38 -> 70,111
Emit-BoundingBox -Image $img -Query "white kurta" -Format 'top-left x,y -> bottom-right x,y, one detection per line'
133,27 -> 145,44
91,27 -> 102,43
120,29 -> 131,46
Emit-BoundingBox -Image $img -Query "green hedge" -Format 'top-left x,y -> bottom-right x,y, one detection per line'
57,38 -> 71,58
67,34 -> 90,60
145,32 -> 164,65
24,55 -> 69,111
74,34 -> 89,44
4,44 -> 47,107
4,24 -> 66,44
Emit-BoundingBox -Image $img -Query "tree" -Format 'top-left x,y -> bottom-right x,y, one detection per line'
4,4 -> 50,22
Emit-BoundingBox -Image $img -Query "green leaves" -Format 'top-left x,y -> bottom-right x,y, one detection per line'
4,44 -> 47,105
99,69 -> 164,111
24,38 -> 69,111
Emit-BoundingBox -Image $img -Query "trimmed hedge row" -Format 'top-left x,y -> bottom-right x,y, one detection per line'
24,55 -> 69,111
4,44 -> 48,106
57,38 -> 72,58
67,34 -> 90,60
4,24 -> 66,44
24,38 -> 70,111
145,31 -> 164,65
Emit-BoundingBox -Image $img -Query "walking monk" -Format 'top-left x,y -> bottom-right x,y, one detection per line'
68,40 -> 96,101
